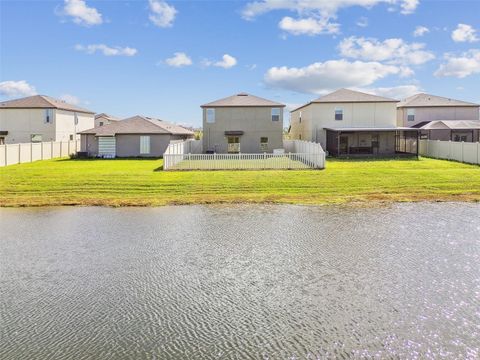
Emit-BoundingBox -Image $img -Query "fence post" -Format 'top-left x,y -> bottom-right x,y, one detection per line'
41,142 -> 44,160
288,152 -> 292,169
461,141 -> 464,163
263,152 -> 266,170
448,140 -> 451,160
30,142 -> 33,162
214,152 -> 216,170
68,140 -> 70,155
51,141 -> 53,159
189,153 -> 191,169
4,145 -> 7,166
18,143 -> 21,163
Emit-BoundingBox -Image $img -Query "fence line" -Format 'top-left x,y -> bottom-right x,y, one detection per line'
0,140 -> 79,167
419,139 -> 480,165
164,139 -> 325,170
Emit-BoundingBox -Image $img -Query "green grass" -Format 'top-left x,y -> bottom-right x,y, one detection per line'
168,156 -> 309,170
0,157 -> 479,207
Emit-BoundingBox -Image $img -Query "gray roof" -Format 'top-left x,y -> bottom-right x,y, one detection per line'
95,113 -> 120,121
397,93 -> 479,108
201,93 -> 285,108
80,115 -> 195,136
418,120 -> 480,130
292,88 -> 398,112
0,95 -> 95,114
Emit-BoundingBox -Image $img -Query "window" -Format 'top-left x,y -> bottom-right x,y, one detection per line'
407,108 -> 415,122
140,136 -> 150,154
454,135 -> 468,142
99,122 -> 104,126
299,111 -> 302,123
271,108 -> 280,121
299,134 -> 302,140
74,112 -> 79,125
206,108 -> 215,123
260,137 -> 268,151
69,134 -> 74,141
335,108 -> 343,121
45,109 -> 53,124
31,134 -> 42,143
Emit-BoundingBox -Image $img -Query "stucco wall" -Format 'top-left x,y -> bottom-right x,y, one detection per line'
202,107 -> 283,153
397,106 -> 480,127
0,108 -> 56,143
55,110 -> 94,142
94,116 -> 116,127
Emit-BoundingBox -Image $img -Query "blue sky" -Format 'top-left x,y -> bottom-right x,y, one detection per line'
1,0 -> 479,127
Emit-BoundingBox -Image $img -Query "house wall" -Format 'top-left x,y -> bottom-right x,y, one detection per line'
55,110 -> 94,142
290,102 -> 397,149
0,108 -> 56,143
202,107 -> 283,153
397,106 -> 480,127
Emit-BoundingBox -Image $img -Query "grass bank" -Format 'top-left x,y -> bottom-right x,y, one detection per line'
0,157 -> 479,207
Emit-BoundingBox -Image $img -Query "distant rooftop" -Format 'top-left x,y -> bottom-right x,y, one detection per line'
95,113 -> 120,121
0,95 -> 95,114
201,93 -> 285,108
397,93 -> 479,108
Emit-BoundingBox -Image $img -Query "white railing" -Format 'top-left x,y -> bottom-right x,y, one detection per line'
0,140 -> 80,167
163,139 -> 325,170
419,139 -> 480,165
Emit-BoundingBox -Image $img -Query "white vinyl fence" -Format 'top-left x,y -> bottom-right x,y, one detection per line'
419,139 -> 480,165
0,140 -> 80,167
163,139 -> 325,170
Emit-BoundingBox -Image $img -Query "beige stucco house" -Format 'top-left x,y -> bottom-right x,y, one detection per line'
201,93 -> 285,153
290,89 -> 418,156
397,93 -> 480,142
95,113 -> 119,127
0,95 -> 95,144
80,115 -> 194,158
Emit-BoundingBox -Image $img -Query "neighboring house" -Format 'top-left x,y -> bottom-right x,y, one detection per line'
80,115 -> 194,157
95,113 -> 119,127
397,93 -> 480,142
0,95 -> 95,144
201,92 -> 285,153
290,88 -> 418,157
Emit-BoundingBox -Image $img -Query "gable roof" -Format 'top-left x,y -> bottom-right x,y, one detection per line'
0,95 -> 95,114
416,120 -> 480,130
95,113 -> 120,121
201,92 -> 285,108
397,93 -> 479,108
80,115 -> 194,136
291,88 -> 398,112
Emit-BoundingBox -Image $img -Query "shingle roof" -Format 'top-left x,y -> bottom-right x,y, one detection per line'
201,93 -> 285,108
80,115 -> 194,136
95,113 -> 120,121
0,95 -> 95,114
397,93 -> 479,108
417,120 -> 480,130
291,88 -> 398,112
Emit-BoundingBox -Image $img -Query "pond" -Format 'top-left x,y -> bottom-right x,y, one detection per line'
1,204 -> 479,359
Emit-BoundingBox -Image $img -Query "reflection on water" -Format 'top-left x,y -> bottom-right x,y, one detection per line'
1,204 -> 479,359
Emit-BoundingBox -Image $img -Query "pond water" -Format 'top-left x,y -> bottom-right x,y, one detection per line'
1,204 -> 479,359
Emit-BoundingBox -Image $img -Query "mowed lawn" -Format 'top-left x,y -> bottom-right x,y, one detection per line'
0,157 -> 479,206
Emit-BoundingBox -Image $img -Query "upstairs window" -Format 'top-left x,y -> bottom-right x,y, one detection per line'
407,108 -> 415,122
45,109 -> 53,124
271,108 -> 280,121
299,111 -> 302,123
260,137 -> 268,151
206,108 -> 215,123
74,113 -> 79,125
335,108 -> 343,121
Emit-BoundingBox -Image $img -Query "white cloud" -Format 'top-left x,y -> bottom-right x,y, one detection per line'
413,25 -> 429,37
61,0 -> 103,26
164,52 -> 192,67
148,0 -> 177,28
279,16 -> 339,35
358,85 -> 422,99
338,36 -> 435,65
451,24 -> 479,43
59,94 -> 80,105
356,17 -> 368,27
264,59 -> 403,94
434,49 -> 480,78
204,54 -> 237,69
0,80 -> 37,98
400,0 -> 419,14
75,44 -> 138,56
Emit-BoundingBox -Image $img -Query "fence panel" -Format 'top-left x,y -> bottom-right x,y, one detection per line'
419,139 -> 479,165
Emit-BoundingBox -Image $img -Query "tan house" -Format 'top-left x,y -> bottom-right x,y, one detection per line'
0,95 -> 95,144
201,92 -> 285,153
80,115 -> 194,158
95,113 -> 119,127
290,89 -> 418,156
397,93 -> 480,142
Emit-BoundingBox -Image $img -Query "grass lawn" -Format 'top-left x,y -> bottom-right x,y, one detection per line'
0,157 -> 479,207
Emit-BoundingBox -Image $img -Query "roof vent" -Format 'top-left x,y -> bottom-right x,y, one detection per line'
237,93 -> 248,96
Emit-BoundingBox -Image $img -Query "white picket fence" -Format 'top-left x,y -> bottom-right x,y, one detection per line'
163,139 -> 325,170
419,139 -> 480,165
0,140 -> 80,167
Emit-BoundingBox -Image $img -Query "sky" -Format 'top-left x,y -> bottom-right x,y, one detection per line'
1,0 -> 479,127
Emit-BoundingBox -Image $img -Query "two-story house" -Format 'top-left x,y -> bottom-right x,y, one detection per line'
397,93 -> 480,142
201,93 -> 285,153
0,95 -> 95,144
290,88 -> 418,156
